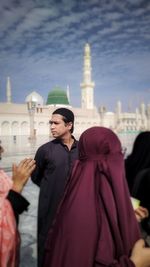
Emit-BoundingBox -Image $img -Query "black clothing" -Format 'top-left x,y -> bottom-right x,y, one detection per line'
131,168 -> 150,235
7,190 -> 30,224
31,137 -> 78,267
125,132 -> 150,237
125,131 -> 150,193
132,168 -> 150,210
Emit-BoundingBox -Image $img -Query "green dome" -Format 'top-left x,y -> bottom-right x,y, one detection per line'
46,87 -> 69,105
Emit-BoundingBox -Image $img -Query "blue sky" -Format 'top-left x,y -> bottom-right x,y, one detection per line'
0,0 -> 150,111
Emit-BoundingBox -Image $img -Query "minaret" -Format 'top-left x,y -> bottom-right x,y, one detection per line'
66,85 -> 70,102
6,76 -> 12,103
116,100 -> 122,115
80,43 -> 95,109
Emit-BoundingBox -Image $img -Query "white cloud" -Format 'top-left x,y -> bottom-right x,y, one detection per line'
0,0 -> 150,110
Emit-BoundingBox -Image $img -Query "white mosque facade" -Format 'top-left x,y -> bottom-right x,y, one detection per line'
0,43 -> 150,141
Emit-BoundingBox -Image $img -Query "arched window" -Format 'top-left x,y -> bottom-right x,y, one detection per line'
21,121 -> 29,135
1,121 -> 11,136
12,121 -> 19,135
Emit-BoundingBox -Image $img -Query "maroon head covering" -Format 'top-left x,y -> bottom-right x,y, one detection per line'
44,127 -> 140,267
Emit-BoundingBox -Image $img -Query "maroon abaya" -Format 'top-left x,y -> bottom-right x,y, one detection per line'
44,127 -> 140,267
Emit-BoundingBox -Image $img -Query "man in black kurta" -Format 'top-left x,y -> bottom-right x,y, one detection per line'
31,108 -> 78,267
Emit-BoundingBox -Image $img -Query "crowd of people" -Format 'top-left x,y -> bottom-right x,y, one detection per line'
1,107 -> 150,267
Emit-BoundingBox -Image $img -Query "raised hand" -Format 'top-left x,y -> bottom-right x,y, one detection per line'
12,158 -> 36,193
135,206 -> 149,222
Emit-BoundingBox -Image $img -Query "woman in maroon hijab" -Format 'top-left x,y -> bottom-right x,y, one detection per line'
44,127 -> 150,267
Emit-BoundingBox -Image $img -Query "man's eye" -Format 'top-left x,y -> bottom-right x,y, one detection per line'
49,121 -> 60,125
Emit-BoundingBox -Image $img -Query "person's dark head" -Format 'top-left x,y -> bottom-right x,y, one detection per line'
131,131 -> 150,159
49,108 -> 74,138
127,131 -> 150,170
125,131 -> 150,191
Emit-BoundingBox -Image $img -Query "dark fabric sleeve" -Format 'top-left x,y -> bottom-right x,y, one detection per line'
113,257 -> 135,267
94,256 -> 135,267
7,189 -> 30,224
136,170 -> 150,235
31,145 -> 47,187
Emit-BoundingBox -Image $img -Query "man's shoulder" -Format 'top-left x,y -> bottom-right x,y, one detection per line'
73,139 -> 79,147
38,139 -> 60,150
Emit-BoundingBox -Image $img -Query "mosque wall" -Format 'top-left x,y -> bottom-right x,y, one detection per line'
1,101 -> 150,140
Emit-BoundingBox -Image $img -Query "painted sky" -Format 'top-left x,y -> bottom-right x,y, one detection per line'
0,0 -> 150,111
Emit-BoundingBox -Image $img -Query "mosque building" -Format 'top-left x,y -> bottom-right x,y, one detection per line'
0,43 -> 150,141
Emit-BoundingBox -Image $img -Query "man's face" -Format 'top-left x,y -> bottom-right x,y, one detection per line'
49,114 -> 72,138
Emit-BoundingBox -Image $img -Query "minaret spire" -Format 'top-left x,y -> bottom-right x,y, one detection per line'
66,85 -> 70,102
80,43 -> 95,109
6,76 -> 12,103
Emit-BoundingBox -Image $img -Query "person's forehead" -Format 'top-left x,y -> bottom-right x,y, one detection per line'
51,114 -> 64,121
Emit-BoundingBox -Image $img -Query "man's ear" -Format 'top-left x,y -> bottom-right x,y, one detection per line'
67,121 -> 73,130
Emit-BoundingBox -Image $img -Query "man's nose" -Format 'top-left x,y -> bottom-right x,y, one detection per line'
50,123 -> 55,128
